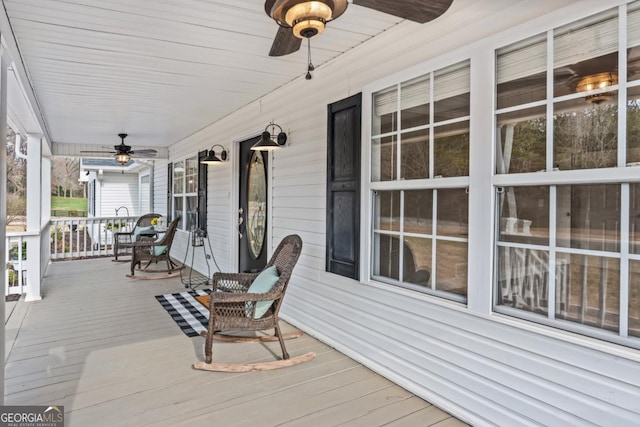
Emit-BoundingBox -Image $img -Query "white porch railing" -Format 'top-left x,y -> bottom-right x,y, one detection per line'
49,216 -> 138,260
5,216 -> 140,297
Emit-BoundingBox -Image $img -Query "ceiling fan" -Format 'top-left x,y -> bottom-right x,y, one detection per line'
80,133 -> 158,165
265,0 -> 455,57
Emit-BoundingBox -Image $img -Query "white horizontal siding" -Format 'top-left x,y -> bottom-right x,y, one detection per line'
98,172 -> 139,217
165,1 -> 640,425
152,159 -> 168,216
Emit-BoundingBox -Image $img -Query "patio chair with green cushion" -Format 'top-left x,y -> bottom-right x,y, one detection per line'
126,217 -> 182,279
194,234 -> 315,372
113,213 -> 162,261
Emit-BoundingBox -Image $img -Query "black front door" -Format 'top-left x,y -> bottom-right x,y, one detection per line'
238,136 -> 268,273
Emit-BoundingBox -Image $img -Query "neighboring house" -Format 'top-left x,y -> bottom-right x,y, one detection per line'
80,158 -> 155,246
80,158 -> 154,218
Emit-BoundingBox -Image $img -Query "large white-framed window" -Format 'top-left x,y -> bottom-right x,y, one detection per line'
494,3 -> 640,348
171,155 -> 198,230
369,60 -> 470,303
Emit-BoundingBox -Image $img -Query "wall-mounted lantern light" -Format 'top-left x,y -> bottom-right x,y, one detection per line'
251,122 -> 288,151
200,144 -> 228,164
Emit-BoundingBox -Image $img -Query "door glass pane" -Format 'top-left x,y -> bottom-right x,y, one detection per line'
436,240 -> 467,296
247,152 -> 267,259
498,186 -> 549,245
496,106 -> 546,174
434,121 -> 469,177
556,253 -> 620,333
556,184 -> 620,252
497,247 -> 549,315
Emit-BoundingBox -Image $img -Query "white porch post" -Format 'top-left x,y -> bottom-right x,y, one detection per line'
0,46 -> 9,404
25,133 -> 43,301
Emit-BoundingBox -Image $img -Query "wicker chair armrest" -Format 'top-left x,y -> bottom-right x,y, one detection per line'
126,238 -> 162,247
210,290 -> 281,304
113,231 -> 133,237
212,272 -> 258,293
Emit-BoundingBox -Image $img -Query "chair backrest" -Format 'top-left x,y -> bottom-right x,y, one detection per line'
136,213 -> 162,228
156,216 -> 181,249
265,234 -> 303,313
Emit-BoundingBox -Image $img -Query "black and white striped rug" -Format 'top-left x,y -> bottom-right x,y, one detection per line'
155,290 -> 211,337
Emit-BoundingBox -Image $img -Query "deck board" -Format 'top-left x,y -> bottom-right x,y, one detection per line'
5,258 -> 467,427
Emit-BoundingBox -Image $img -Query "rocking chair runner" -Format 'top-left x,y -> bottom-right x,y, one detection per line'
113,213 -> 162,261
126,217 -> 182,279
194,234 -> 315,372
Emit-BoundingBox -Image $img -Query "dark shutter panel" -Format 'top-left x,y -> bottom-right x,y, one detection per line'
326,93 -> 362,280
167,163 -> 173,221
197,149 -> 208,235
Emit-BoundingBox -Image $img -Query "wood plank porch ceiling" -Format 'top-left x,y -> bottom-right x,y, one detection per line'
3,0 -> 403,148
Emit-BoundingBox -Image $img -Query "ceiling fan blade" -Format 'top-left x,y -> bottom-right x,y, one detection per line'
353,0 -> 453,23
269,26 -> 302,57
129,149 -> 157,157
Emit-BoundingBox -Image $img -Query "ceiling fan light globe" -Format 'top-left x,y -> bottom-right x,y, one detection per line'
285,1 -> 332,25
115,153 -> 130,164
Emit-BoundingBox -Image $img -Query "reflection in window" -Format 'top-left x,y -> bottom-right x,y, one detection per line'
372,136 -> 397,181
400,130 -> 429,180
630,260 -> 640,337
372,188 -> 468,300
496,106 -> 546,174
498,186 -> 549,245
556,253 -> 620,333
554,97 -> 618,171
434,121 -> 469,177
497,247 -> 549,315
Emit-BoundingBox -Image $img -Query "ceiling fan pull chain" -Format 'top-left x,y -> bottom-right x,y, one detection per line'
306,38 -> 314,80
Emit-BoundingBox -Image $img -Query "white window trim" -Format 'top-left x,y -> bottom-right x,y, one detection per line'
360,0 -> 636,348
171,154 -> 198,231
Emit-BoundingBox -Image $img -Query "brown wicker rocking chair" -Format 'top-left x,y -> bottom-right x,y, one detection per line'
194,234 -> 315,372
113,213 -> 162,262
126,217 -> 182,279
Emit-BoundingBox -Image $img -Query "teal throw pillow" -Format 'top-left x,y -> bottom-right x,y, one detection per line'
153,245 -> 167,257
246,266 -> 279,318
133,225 -> 153,238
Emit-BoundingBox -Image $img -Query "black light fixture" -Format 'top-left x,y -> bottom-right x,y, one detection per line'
251,122 -> 288,151
200,144 -> 228,164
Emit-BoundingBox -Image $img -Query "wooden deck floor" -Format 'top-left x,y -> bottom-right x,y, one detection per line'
5,258 -> 467,427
